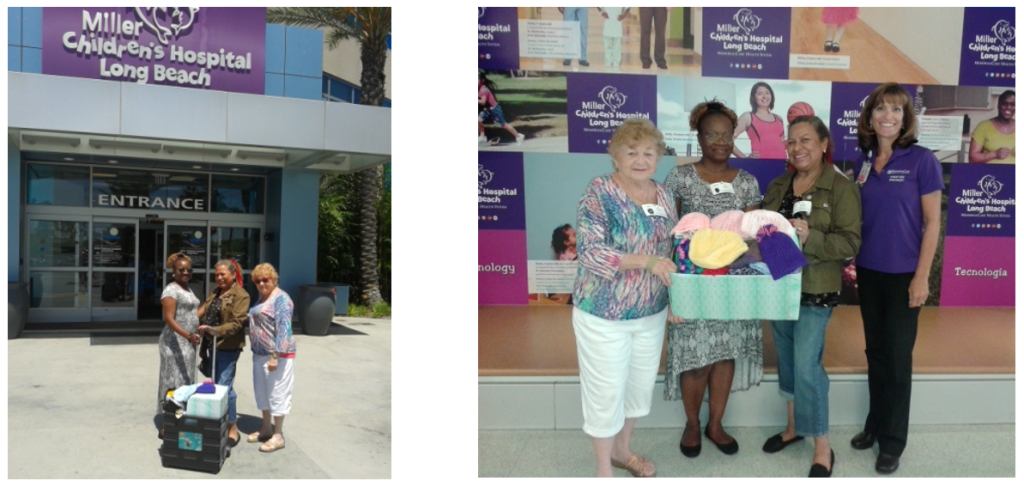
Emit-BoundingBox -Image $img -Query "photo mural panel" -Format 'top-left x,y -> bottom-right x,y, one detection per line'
701,7 -> 791,80
958,7 -> 1015,87
477,7 -> 1016,310
516,7 -> 701,76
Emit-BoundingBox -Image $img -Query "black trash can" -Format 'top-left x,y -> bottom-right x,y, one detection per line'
9,282 -> 30,340
316,283 -> 348,316
297,284 -> 336,336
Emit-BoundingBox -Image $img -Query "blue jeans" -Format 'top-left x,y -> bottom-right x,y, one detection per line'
562,8 -> 588,60
771,306 -> 832,437
214,349 -> 241,423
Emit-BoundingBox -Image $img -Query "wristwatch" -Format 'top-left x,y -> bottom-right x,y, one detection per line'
270,352 -> 278,360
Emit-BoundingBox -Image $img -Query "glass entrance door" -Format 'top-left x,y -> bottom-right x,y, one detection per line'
90,218 -> 138,321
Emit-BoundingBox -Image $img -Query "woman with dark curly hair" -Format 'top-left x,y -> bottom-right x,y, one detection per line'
156,252 -> 201,439
664,100 -> 764,458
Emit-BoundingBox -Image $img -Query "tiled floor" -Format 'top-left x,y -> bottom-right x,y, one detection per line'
479,424 -> 1015,477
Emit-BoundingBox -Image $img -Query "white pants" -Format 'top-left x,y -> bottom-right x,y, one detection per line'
253,355 -> 294,416
573,307 -> 667,438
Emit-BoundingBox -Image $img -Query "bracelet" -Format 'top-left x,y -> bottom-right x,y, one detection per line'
644,256 -> 658,272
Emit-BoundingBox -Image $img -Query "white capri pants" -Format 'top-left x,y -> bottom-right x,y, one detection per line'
253,354 -> 294,416
573,307 -> 667,438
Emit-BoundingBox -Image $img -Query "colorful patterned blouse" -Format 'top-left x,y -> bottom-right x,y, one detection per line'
573,175 -> 678,321
248,288 -> 296,357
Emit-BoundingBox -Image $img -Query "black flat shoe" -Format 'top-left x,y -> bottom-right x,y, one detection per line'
850,431 -> 875,450
825,41 -> 833,52
876,453 -> 899,474
763,433 -> 805,453
808,449 -> 835,477
704,425 -> 738,455
228,434 -> 240,447
679,427 -> 701,458
832,42 -> 840,53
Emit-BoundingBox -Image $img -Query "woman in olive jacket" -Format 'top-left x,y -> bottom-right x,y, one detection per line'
759,115 -> 861,477
196,259 -> 251,446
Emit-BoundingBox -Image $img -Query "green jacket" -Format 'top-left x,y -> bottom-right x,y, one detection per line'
199,281 -> 250,350
762,166 -> 862,294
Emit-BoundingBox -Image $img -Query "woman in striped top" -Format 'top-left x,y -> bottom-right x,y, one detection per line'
572,118 -> 681,477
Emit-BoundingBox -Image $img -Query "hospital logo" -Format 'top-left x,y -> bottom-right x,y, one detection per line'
598,86 -> 627,111
479,164 -> 495,188
733,8 -> 761,36
991,19 -> 1014,46
978,175 -> 1003,199
135,7 -> 200,45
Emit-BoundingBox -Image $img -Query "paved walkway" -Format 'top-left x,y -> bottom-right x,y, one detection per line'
8,317 -> 391,478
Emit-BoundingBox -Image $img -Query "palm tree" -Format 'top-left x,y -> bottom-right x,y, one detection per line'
266,7 -> 391,306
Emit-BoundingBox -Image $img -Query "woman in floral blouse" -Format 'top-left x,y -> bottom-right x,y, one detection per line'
572,118 -> 680,477
246,263 -> 296,453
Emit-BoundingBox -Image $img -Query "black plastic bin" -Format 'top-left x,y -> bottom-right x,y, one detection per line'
9,282 -> 29,340
297,284 -> 336,336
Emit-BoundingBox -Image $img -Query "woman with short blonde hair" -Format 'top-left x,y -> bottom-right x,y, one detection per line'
246,263 -> 297,453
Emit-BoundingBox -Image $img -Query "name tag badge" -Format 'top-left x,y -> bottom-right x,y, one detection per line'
793,200 -> 812,218
642,204 -> 668,218
709,182 -> 735,195
856,163 -> 871,185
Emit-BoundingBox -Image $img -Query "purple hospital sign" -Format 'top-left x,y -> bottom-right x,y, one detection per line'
479,152 -> 526,231
567,73 -> 657,154
702,7 -> 790,80
478,7 -> 520,71
958,7 -> 1015,87
946,164 -> 1015,238
42,7 -> 266,94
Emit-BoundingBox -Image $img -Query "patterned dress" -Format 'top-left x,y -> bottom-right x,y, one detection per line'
156,282 -> 201,413
663,163 -> 765,400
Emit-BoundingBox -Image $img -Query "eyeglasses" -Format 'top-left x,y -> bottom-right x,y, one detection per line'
254,278 -> 274,285
701,132 -> 734,144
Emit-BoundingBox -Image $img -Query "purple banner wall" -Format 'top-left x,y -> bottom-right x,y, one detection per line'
946,164 -> 1015,238
958,7 -> 1015,87
567,73 -> 657,154
42,7 -> 266,94
731,159 -> 787,195
479,152 -> 526,231
478,7 -> 520,71
479,230 -> 528,305
939,236 -> 1014,307
829,82 -> 918,161
702,7 -> 791,80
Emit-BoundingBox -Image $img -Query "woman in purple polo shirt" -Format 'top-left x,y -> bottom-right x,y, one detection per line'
849,83 -> 942,475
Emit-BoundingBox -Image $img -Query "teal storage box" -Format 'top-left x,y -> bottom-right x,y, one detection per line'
669,271 -> 801,321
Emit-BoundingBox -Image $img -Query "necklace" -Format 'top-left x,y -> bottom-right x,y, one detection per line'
700,159 -> 729,174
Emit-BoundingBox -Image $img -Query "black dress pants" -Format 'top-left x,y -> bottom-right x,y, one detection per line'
856,266 -> 920,457
638,7 -> 667,67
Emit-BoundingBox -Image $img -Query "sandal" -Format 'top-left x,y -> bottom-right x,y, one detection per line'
247,432 -> 272,443
259,437 -> 286,453
611,454 -> 656,477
